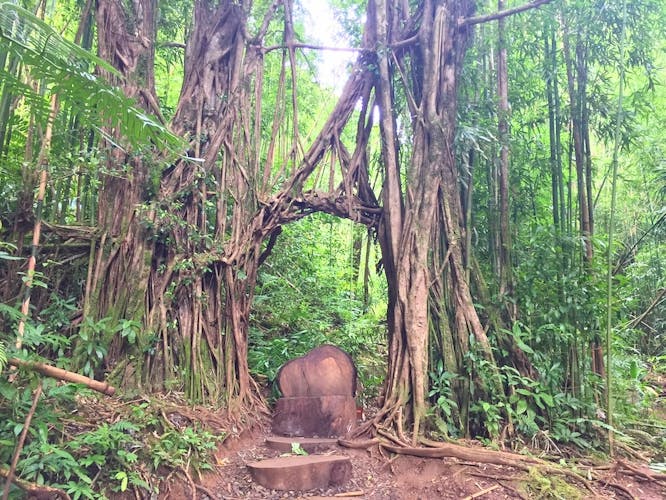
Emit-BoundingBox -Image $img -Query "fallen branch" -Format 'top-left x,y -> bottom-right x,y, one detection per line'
1,382 -> 43,500
627,288 -> 666,329
7,358 -> 116,396
462,484 -> 500,499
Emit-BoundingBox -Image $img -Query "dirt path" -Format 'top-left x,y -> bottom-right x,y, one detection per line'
186,426 -> 666,500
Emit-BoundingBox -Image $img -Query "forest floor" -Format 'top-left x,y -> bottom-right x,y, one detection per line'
177,415 -> 666,500
39,392 -> 665,500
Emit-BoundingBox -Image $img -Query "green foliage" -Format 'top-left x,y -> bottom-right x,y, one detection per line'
0,2 -> 182,151
0,381 -> 225,498
290,442 -> 308,456
428,361 -> 461,436
460,332 -> 605,448
249,213 -> 386,396
148,425 -> 220,471
521,467 -> 584,500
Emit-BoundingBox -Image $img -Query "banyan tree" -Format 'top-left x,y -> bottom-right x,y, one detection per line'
1,0 -> 554,440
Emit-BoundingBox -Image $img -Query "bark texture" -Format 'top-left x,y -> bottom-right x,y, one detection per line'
367,0 -> 506,442
90,0 -> 381,412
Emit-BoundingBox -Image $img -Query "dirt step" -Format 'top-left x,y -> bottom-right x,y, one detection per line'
246,454 -> 352,491
265,436 -> 339,453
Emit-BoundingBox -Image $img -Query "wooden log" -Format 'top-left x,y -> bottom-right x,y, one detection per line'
8,358 -> 116,396
273,395 -> 356,438
247,455 -> 351,491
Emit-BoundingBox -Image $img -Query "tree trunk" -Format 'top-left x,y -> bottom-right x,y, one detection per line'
372,0 -> 506,442
89,0 -> 158,373
496,0 -> 514,321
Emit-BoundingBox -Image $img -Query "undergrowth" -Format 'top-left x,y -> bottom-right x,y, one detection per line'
0,376 -> 225,499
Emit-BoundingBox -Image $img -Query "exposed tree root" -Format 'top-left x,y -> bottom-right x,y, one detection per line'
178,467 -> 196,500
382,442 -> 597,493
341,434 -> 666,499
615,440 -> 650,462
379,442 -> 542,468
0,466 -> 71,500
603,481 -> 638,500
195,484 -> 217,499
496,480 -> 529,500
616,459 -> 666,483
338,438 -> 381,449
469,471 -> 524,482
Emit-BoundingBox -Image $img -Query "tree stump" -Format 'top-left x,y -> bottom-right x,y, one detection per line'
247,455 -> 352,491
272,395 -> 357,437
272,345 -> 358,438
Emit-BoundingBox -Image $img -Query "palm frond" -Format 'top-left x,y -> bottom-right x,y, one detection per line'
0,2 -> 183,152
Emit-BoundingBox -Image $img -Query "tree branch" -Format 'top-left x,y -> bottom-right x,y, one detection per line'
263,42 -> 361,54
627,288 -> 666,329
459,0 -> 553,27
158,41 -> 186,49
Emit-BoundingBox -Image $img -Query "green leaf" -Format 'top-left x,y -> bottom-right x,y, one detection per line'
539,393 -> 554,408
290,442 -> 308,456
516,399 -> 528,415
115,471 -> 129,492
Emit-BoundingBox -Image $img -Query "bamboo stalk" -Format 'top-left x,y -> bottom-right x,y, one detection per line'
15,94 -> 59,351
605,0 -> 627,456
7,358 -> 116,396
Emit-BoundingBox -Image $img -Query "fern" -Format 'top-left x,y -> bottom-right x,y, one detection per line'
0,3 -> 183,152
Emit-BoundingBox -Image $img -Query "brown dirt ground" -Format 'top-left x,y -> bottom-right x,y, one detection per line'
172,423 -> 666,500
64,393 -> 666,500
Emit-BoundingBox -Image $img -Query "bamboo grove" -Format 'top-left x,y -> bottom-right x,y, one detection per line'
1,0 -> 665,446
